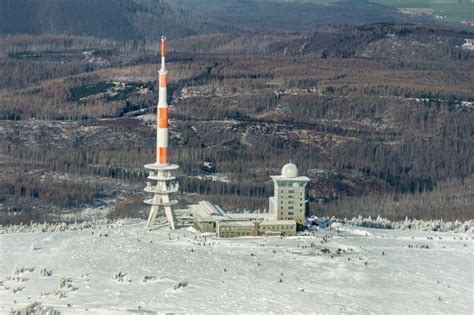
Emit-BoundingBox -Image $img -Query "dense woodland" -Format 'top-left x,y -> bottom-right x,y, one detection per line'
0,0 -> 428,41
0,0 -> 235,41
0,8 -> 473,225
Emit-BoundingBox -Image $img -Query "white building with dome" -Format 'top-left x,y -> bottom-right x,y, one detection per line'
269,162 -> 310,224
178,162 -> 309,237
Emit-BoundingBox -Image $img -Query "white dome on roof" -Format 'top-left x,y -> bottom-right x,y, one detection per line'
281,162 -> 298,178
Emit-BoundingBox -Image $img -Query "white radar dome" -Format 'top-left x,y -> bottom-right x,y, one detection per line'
281,162 -> 298,178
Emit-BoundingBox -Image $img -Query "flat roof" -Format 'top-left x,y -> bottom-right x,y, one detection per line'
217,220 -> 255,227
259,220 -> 296,226
227,213 -> 274,220
271,175 -> 310,181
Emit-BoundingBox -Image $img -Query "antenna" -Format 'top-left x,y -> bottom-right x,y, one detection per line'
143,35 -> 179,230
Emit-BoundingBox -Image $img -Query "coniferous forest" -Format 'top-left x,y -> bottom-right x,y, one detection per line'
0,1 -> 473,225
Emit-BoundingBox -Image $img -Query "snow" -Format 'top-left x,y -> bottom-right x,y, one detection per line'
1,219 -> 472,314
461,39 -> 474,51
346,215 -> 473,233
193,174 -> 231,183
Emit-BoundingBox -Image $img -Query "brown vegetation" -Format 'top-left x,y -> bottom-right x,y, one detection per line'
0,23 -> 473,224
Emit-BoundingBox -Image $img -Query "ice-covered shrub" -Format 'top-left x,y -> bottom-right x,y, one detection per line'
112,271 -> 129,282
52,277 -> 76,298
40,268 -> 52,277
347,216 -> 393,229
345,215 -> 473,233
140,275 -> 156,283
11,302 -> 60,315
174,280 -> 188,290
0,219 -> 125,234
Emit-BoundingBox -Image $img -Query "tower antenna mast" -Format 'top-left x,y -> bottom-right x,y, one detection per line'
143,36 -> 179,229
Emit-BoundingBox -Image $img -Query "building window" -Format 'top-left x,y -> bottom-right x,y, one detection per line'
288,190 -> 294,193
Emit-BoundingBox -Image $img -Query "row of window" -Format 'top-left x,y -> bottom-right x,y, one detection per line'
220,232 -> 251,237
280,205 -> 303,209
279,191 -> 304,194
280,191 -> 303,195
260,225 -> 294,230
279,192 -> 304,197
280,211 -> 303,214
220,227 -> 253,232
278,182 -> 306,187
280,200 -> 304,205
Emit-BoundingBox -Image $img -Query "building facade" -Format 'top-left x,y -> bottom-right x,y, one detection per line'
258,220 -> 296,236
216,220 -> 296,238
187,162 -> 309,237
216,221 -> 257,238
189,201 -> 229,233
269,162 -> 310,224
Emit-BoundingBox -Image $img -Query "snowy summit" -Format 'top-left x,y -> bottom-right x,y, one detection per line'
0,220 -> 472,314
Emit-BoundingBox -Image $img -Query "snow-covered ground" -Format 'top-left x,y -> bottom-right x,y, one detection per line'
461,39 -> 474,51
1,220 -> 472,314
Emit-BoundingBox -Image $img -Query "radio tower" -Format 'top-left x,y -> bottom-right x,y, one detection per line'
144,36 -> 179,229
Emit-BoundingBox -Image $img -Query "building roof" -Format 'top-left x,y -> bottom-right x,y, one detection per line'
259,220 -> 296,226
189,201 -> 229,221
227,212 -> 274,220
217,220 -> 255,227
270,162 -> 310,182
271,175 -> 310,182
282,162 -> 298,178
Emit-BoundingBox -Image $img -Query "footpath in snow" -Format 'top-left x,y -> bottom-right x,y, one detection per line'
0,219 -> 472,314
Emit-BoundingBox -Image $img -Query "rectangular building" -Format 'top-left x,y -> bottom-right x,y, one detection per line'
258,220 -> 296,236
270,169 -> 309,225
190,201 -> 229,233
216,220 -> 257,238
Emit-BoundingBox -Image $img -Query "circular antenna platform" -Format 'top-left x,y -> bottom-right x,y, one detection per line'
144,163 -> 179,171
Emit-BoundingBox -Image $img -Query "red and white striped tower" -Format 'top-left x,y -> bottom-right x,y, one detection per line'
157,36 -> 168,165
144,36 -> 179,229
